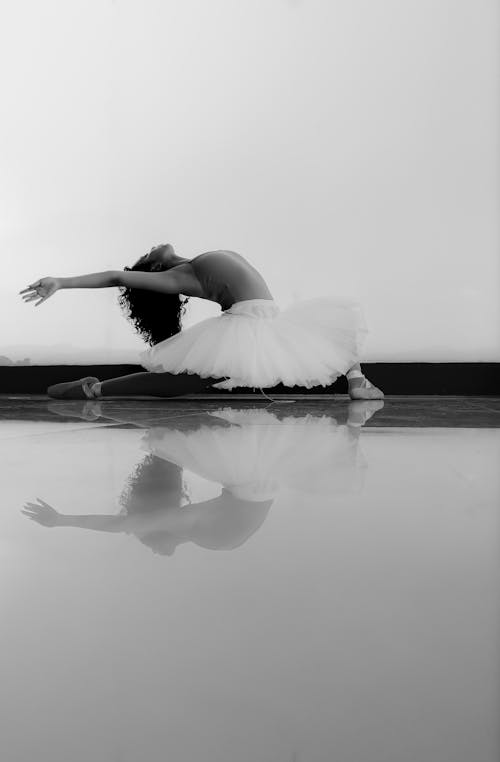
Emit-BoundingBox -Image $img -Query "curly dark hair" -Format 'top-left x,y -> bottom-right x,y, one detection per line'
118,452 -> 190,515
117,452 -> 191,556
116,254 -> 189,346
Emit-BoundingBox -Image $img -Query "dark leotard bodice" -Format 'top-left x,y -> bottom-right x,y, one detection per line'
188,250 -> 274,311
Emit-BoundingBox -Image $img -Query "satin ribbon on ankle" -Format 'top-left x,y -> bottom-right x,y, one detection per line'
83,380 -> 102,399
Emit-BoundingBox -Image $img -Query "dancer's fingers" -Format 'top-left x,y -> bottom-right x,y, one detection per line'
23,290 -> 53,303
19,281 -> 41,294
20,283 -> 39,293
22,294 -> 46,306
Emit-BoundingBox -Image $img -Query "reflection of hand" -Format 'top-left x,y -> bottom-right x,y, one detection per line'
21,498 -> 63,527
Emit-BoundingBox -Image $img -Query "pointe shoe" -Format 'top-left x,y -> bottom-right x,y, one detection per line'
47,376 -> 100,400
347,370 -> 384,400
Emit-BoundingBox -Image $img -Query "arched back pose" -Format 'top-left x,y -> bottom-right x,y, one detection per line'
19,244 -> 384,400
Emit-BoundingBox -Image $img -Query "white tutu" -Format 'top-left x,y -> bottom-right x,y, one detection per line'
139,296 -> 369,390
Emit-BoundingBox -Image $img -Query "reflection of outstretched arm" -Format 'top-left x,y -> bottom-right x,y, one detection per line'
22,496 -> 192,536
64,498 -> 224,535
22,498 -> 127,532
57,514 -> 127,532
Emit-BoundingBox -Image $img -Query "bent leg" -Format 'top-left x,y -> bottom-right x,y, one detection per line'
100,371 -> 224,398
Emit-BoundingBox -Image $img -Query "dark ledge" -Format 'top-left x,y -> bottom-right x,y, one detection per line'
0,363 -> 499,395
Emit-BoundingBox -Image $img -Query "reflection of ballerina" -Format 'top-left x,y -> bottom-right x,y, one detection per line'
23,401 -> 383,555
22,451 -> 273,556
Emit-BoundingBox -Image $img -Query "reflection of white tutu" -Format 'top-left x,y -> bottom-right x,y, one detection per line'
141,407 -> 367,498
139,296 -> 369,390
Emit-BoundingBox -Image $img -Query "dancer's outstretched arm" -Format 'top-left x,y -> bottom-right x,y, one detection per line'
20,267 -> 198,306
20,271 -> 117,305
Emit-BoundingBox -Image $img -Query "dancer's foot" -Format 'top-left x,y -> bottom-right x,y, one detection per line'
347,370 -> 384,400
47,376 -> 100,400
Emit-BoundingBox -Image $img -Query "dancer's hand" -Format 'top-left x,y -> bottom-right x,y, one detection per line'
19,277 -> 61,306
21,498 -> 63,527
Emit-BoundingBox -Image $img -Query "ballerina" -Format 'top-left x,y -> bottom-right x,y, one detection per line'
19,244 -> 384,400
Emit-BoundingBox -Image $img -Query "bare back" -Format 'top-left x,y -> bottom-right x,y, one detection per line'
179,250 -> 274,311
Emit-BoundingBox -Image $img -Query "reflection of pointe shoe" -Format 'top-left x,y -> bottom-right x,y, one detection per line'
47,400 -> 104,421
347,370 -> 384,400
47,376 -> 100,400
347,399 -> 384,426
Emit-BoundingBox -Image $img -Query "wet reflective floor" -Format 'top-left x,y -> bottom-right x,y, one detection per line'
1,396 -> 499,762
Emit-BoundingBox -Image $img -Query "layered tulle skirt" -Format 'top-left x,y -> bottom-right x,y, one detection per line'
138,296 -> 369,390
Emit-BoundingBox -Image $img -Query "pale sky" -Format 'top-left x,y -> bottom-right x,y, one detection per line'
1,0 -> 498,364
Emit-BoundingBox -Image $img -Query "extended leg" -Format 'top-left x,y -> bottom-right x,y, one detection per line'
100,371 -> 222,397
47,371 -> 224,399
